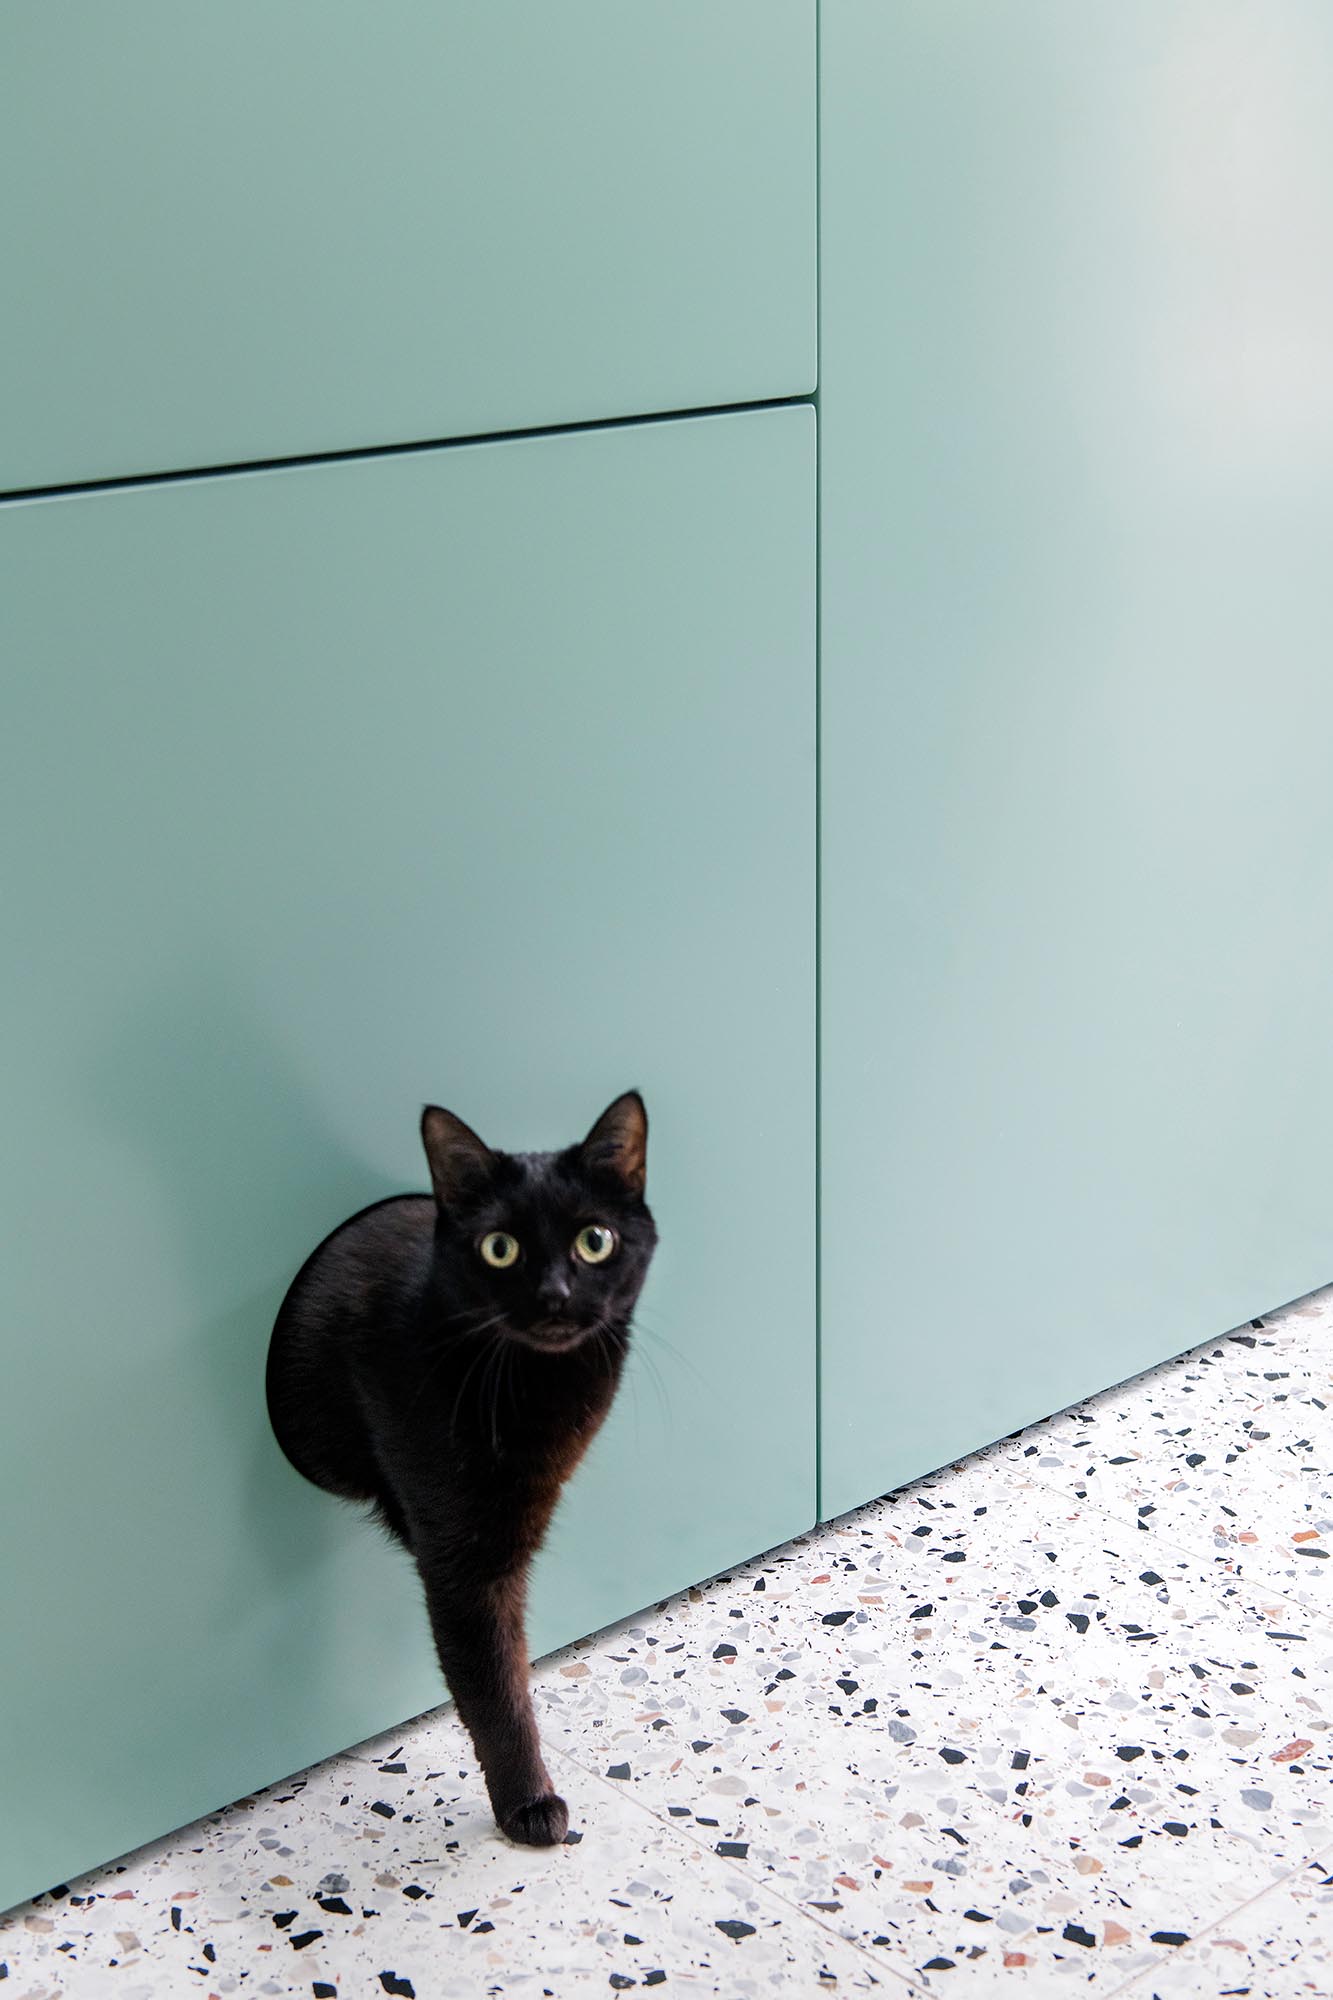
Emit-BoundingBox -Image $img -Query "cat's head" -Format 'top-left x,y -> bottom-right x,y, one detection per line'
420,1091 -> 657,1354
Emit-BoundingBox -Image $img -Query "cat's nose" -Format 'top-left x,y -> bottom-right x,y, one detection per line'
537,1276 -> 572,1316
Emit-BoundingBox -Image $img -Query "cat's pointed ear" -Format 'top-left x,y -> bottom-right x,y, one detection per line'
581,1090 -> 648,1196
421,1105 -> 494,1209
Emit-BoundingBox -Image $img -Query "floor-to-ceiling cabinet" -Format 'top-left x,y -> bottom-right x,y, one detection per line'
0,409 -> 815,1909
818,0 -> 1333,1519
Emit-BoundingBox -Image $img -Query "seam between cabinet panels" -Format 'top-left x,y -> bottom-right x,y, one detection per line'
813,0 -> 824,1527
0,392 -> 816,507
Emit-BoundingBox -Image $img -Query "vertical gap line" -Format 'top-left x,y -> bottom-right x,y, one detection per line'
813,0 -> 824,1527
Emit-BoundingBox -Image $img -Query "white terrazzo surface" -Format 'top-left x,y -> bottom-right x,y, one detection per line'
4,1288 -> 1332,1998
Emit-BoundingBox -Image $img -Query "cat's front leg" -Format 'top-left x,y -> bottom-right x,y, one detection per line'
415,1552 -> 567,1846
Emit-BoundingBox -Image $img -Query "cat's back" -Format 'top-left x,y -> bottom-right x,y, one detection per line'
279,1193 -> 435,1344
266,1194 -> 434,1498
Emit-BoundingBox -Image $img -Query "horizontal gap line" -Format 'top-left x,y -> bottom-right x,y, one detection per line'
0,391 -> 817,506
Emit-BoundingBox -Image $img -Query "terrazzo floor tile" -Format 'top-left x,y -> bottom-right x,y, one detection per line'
4,1287 -> 1332,1998
976,1294 -> 1333,1616
1108,1850 -> 1333,1999
0,1721 -> 892,2000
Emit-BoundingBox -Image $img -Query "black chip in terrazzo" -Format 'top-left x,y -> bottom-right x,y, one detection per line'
1011,1751 -> 1029,1769
939,1748 -> 966,1764
378,1761 -> 407,1773
716,1920 -> 756,1940
606,1763 -> 631,1780
379,1976 -> 416,1998
371,1801 -> 396,1817
821,1610 -> 854,1625
1151,1932 -> 1190,1947
691,1740 -> 713,1754
609,1977 -> 635,1991
402,1885 -> 431,1900
721,1709 -> 749,1723
314,1986 -> 336,1998
643,1973 -> 667,1987
272,1911 -> 298,1928
712,1644 -> 736,1659
316,1895 -> 352,1915
717,1842 -> 749,1859
289,1931 -> 323,1950
457,1910 -> 477,1928
562,1830 -> 584,1844
1115,1746 -> 1145,1761
964,1910 -> 991,1923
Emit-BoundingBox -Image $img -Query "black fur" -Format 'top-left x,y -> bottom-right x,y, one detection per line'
266,1091 -> 657,1845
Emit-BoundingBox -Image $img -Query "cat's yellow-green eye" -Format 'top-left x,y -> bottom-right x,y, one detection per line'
574,1224 -> 616,1265
479,1231 -> 520,1269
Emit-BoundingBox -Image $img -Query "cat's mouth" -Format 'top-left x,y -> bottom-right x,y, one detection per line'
507,1321 -> 592,1356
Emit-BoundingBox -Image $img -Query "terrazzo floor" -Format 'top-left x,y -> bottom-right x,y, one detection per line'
5,1288 -> 1332,1999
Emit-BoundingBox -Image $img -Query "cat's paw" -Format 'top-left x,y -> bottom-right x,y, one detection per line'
501,1791 -> 570,1847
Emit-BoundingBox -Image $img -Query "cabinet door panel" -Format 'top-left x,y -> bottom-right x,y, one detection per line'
0,2 -> 814,492
0,406 -> 815,1910
819,1 -> 1333,1518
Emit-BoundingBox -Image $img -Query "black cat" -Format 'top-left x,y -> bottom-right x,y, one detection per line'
266,1091 -> 657,1845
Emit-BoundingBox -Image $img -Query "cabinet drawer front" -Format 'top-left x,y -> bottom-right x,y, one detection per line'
0,405 -> 815,1909
0,2 -> 814,492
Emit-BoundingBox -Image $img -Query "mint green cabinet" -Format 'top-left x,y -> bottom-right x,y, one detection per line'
818,1 -> 1333,1518
0,2 -> 814,492
0,405 -> 815,1911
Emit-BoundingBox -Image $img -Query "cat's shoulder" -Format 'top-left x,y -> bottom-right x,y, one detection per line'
305,1192 -> 435,1264
280,1191 -> 435,1311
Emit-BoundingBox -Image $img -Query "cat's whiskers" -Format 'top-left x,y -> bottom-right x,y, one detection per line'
444,1325 -> 509,1441
625,1309 -> 708,1392
625,1317 -> 672,1423
411,1310 -> 508,1411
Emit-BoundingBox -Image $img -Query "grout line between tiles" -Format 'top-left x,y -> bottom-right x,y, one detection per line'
1099,1835 -> 1333,2000
549,1740 -> 927,1994
551,1713 -> 1331,2000
1016,1467 -> 1333,1646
